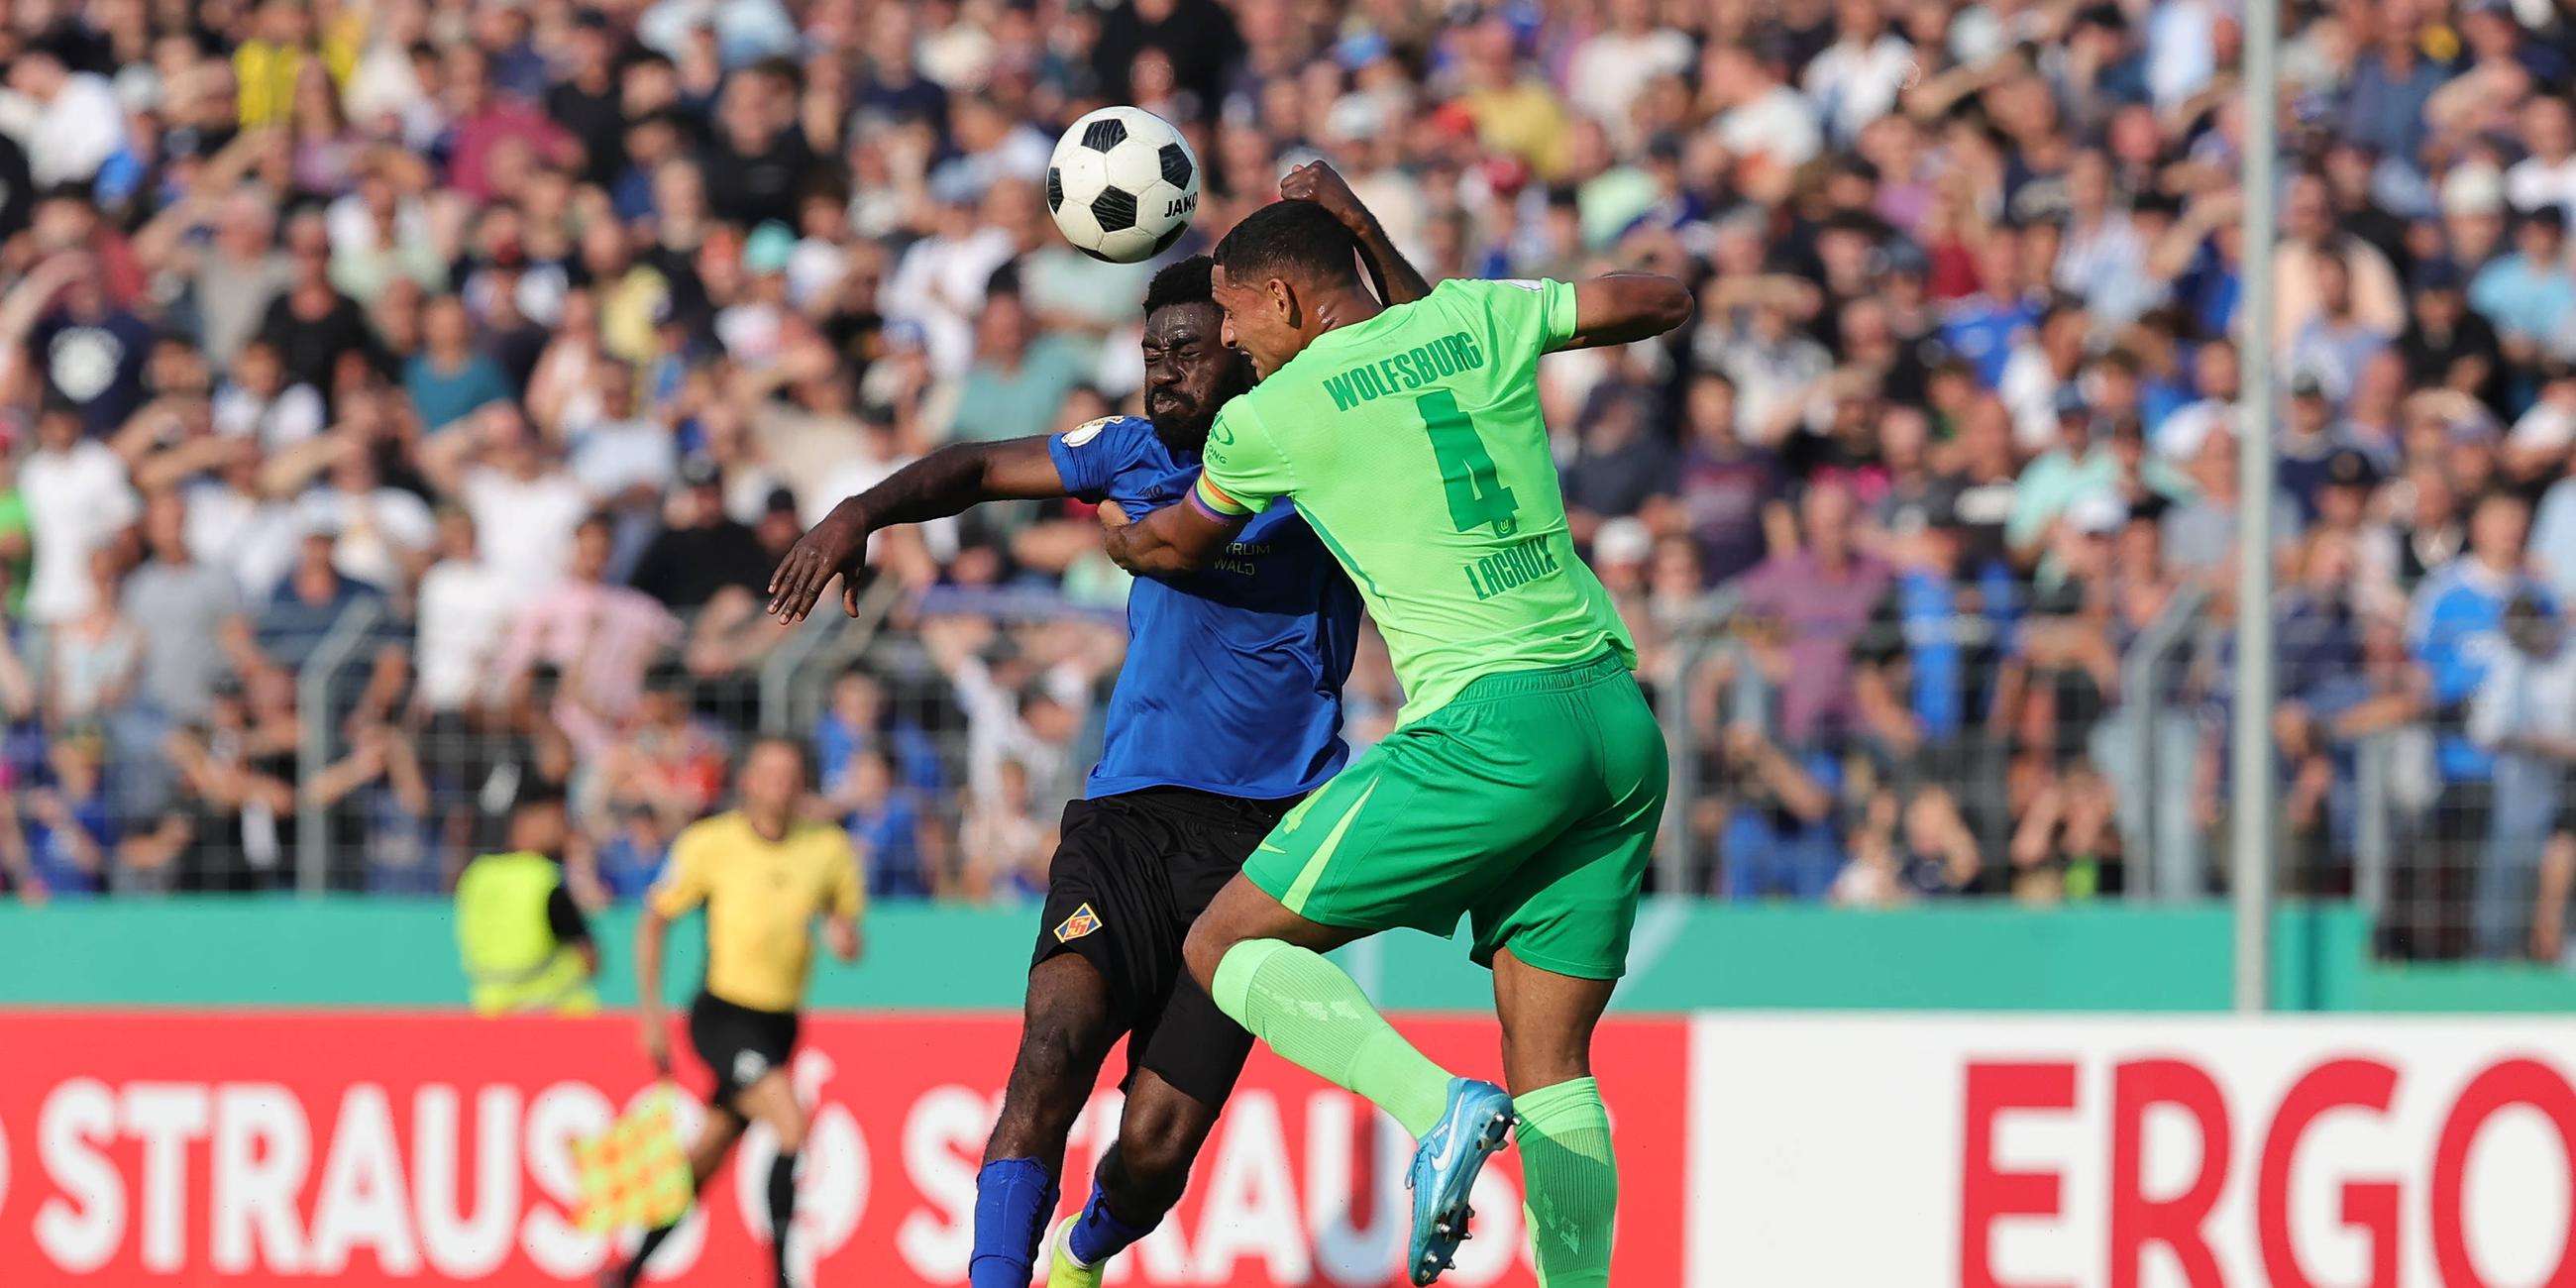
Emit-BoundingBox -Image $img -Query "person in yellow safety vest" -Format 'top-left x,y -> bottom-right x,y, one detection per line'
456,789 -> 600,1015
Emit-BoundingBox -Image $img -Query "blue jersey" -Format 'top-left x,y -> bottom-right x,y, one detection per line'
1049,415 -> 1359,801
2409,558 -> 2550,782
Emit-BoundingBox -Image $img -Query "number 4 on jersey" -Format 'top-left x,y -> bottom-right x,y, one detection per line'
1417,389 -> 1519,537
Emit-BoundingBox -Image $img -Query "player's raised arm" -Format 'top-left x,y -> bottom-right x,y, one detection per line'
1560,272 -> 1697,351
1282,161 -> 1433,307
767,438 -> 1070,622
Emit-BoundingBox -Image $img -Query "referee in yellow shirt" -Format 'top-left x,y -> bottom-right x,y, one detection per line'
615,737 -> 863,1288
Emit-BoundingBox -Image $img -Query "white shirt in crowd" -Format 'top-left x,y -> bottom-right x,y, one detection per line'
1715,86 -> 1824,176
459,466 -> 590,603
21,438 -> 141,623
3,72 -> 130,187
297,487 -> 438,590
2507,154 -> 2576,223
414,556 -> 516,712
185,483 -> 303,601
1566,27 -> 1694,142
1800,33 -> 1915,143
213,381 -> 328,453
568,418 -> 681,500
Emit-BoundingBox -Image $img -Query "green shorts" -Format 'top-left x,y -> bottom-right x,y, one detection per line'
1243,651 -> 1667,980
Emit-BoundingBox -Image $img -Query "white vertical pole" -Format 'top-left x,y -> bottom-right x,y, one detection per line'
2232,0 -> 2282,1014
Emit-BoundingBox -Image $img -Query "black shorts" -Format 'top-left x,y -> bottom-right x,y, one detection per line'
688,990 -> 800,1112
1030,786 -> 1297,1107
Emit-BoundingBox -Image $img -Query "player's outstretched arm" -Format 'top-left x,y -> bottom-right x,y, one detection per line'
1098,487 -> 1247,575
767,437 -> 1071,622
1282,160 -> 1433,306
1560,273 -> 1696,351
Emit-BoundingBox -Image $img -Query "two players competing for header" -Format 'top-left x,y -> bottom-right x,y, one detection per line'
773,165 -> 1692,1286
769,162 -> 1419,1287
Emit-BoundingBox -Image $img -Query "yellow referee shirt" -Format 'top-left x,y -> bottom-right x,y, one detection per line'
649,812 -> 862,1013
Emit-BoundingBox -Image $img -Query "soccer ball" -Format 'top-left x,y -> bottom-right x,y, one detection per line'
1045,106 -> 1200,264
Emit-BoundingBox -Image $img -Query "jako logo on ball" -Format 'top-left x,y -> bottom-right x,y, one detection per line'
1046,106 -> 1200,265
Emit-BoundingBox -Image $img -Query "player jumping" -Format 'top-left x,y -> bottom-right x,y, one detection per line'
764,163 -> 1425,1288
1099,199 -> 1693,1285
612,738 -> 865,1288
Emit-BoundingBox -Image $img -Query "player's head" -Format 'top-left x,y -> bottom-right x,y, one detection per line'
1139,255 -> 1253,452
1210,199 -> 1365,378
738,736 -> 809,817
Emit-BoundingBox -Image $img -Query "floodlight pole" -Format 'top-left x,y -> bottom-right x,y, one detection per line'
2232,0 -> 2282,1015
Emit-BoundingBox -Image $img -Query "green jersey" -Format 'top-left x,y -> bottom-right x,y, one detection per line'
1194,276 -> 1635,722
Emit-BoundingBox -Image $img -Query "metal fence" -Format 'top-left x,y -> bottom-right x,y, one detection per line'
15,553 -> 2559,966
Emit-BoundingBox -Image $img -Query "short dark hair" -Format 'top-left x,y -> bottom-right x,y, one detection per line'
1141,254 -> 1215,316
1212,200 -> 1362,290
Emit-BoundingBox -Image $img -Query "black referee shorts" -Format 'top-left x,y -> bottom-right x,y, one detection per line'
1030,786 -> 1297,1109
688,990 -> 801,1112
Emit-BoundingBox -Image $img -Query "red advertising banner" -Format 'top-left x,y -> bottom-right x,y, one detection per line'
0,1011 -> 1689,1286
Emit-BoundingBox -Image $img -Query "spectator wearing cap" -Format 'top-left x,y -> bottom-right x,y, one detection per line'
2007,387 -> 2187,580
2281,373 -> 2356,522
630,457 -> 770,613
2399,260 -> 2506,415
2470,205 -> 2576,367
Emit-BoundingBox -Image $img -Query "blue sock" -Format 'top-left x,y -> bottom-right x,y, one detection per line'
1064,1179 -> 1158,1268
970,1158 -> 1055,1288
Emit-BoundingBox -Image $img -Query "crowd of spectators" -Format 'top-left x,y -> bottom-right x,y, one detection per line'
3,0 -> 2576,959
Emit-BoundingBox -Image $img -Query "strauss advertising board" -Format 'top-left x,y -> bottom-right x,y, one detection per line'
0,1013 -> 1687,1286
0,1012 -> 2568,1285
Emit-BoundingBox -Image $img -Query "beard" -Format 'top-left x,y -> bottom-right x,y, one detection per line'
1148,363 -> 1254,457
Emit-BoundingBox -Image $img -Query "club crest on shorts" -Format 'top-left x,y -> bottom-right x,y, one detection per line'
1053,903 -> 1103,943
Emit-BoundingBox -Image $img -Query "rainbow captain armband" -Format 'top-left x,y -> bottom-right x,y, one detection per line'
1191,474 -> 1253,519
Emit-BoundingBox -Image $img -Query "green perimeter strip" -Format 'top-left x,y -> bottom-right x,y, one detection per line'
0,898 -> 2539,1013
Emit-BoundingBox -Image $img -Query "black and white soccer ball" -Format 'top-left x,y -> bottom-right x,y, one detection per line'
1045,106 -> 1200,264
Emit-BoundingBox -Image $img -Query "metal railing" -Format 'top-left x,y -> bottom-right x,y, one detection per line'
295,596 -> 386,896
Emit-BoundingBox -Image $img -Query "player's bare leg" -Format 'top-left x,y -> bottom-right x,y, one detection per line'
975,954 -> 1120,1287
606,1107 -> 744,1287
1491,950 -> 1618,1287
1185,877 -> 1510,1285
1044,1068 -> 1223,1284
734,1070 -> 810,1288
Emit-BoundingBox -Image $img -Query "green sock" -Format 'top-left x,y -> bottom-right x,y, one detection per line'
1515,1077 -> 1617,1288
1212,938 -> 1453,1136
